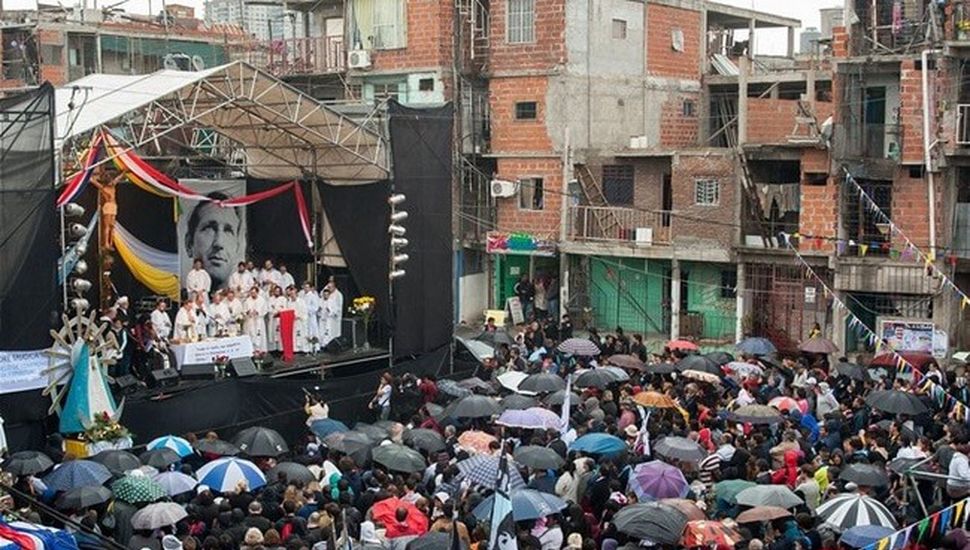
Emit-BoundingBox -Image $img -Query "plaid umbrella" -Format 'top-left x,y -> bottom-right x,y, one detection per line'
513,445 -> 565,470
457,430 -> 497,455
139,449 -> 181,469
729,404 -> 783,424
735,485 -> 803,509
55,485 -> 113,510
519,373 -> 565,394
310,419 -> 350,440
193,439 -> 240,457
111,474 -> 167,504
403,428 -> 446,453
574,368 -> 622,389
839,464 -> 889,487
864,390 -> 928,416
3,451 -> 54,476
627,460 -> 689,501
736,506 -> 792,524
633,391 -> 677,409
90,450 -> 142,475
43,460 -> 112,491
437,379 -> 472,398
800,336 -> 838,354
608,354 -> 645,370
681,520 -> 742,548
131,502 -> 187,529
816,493 -> 897,529
654,437 -> 707,463
146,435 -> 193,457
501,394 -> 540,410
152,471 -> 198,496
667,339 -> 699,352
372,444 -> 427,473
557,337 -> 600,356
613,502 -> 689,545
735,337 -> 776,356
496,408 -> 560,430
456,455 -> 525,490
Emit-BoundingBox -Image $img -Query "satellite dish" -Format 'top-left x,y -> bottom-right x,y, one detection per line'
191,55 -> 205,71
162,54 -> 179,70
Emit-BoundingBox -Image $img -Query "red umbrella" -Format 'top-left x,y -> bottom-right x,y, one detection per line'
870,351 -> 936,370
371,497 -> 428,535
799,337 -> 839,354
681,520 -> 742,548
768,396 -> 800,413
667,339 -> 699,352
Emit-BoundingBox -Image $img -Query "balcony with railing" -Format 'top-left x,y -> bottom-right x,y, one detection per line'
957,104 -> 970,147
245,36 -> 345,77
567,205 -> 671,246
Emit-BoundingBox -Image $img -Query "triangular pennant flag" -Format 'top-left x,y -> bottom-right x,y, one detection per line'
860,244 -> 869,256
837,240 -> 847,255
955,499 -> 966,526
930,511 -> 941,536
942,506 -> 953,530
918,517 -> 930,540
877,537 -> 889,550
901,526 -> 914,548
889,532 -> 900,550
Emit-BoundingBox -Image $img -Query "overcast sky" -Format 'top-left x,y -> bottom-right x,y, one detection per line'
11,0 -> 839,54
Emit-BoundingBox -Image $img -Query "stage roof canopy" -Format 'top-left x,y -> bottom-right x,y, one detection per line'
55,61 -> 389,184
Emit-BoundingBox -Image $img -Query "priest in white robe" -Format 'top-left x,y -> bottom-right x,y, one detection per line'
243,287 -> 268,352
322,281 -> 343,348
150,300 -> 172,341
225,289 -> 244,336
267,286 -> 286,352
185,258 -> 211,302
208,291 -> 232,336
286,286 -> 309,353
300,282 -> 322,352
173,300 -> 196,342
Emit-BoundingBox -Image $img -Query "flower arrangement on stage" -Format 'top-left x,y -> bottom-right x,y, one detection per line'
214,355 -> 229,378
350,296 -> 376,349
83,411 -> 131,443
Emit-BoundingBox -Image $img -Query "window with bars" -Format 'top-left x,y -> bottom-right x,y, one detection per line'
842,179 -> 892,256
519,178 -> 544,210
694,178 -> 720,206
602,165 -> 634,205
507,0 -> 535,43
515,101 -> 538,120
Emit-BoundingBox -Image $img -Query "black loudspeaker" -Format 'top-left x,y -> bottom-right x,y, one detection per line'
113,374 -> 140,394
150,368 -> 179,387
323,336 -> 348,354
230,357 -> 258,377
181,363 -> 216,379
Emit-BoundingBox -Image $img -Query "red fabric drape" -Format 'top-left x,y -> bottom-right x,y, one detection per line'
279,309 -> 296,362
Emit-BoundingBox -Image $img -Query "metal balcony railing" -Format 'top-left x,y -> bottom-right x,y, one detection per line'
958,104 -> 970,146
567,205 -> 671,245
246,36 -> 345,77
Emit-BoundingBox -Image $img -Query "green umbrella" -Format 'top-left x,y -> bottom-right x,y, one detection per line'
111,474 -> 167,504
714,479 -> 756,506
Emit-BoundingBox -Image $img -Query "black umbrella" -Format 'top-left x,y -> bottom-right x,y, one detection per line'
406,531 -> 469,550
267,462 -> 316,484
445,395 -> 502,419
518,373 -> 565,394
475,330 -> 512,346
354,423 -> 390,442
501,394 -> 541,410
675,355 -> 720,375
437,379 -> 473,398
3,451 -> 53,476
574,369 -> 621,389
424,403 -> 446,420
55,485 -> 113,510
324,431 -> 374,465
233,426 -> 289,457
704,351 -> 735,366
404,428 -> 446,453
139,448 -> 181,469
193,439 -> 241,457
372,444 -> 427,473
835,362 -> 867,382
840,463 -> 889,487
544,390 -> 581,407
458,377 -> 495,394
90,450 -> 142,476
864,390 -> 929,416
607,354 -> 646,370
644,363 -> 679,375
728,404 -> 783,424
513,445 -> 565,470
654,436 -> 708,463
613,502 -> 688,545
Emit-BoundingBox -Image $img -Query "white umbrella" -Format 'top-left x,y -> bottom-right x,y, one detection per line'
131,502 -> 187,529
153,471 -> 198,496
816,493 -> 897,530
195,457 -> 266,492
497,371 -> 535,395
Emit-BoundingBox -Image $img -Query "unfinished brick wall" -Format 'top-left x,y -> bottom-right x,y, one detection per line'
660,92 -> 700,148
832,26 -> 848,58
488,0 -> 566,73
489,75 -> 553,153
645,3 -> 700,79
369,0 -> 455,73
799,148 -> 838,252
669,153 -> 735,248
899,58 -> 925,164
493,157 -> 563,237
745,99 -> 835,144
891,167 -> 936,249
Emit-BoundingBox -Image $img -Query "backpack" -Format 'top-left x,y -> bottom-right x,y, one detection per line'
280,519 -> 294,541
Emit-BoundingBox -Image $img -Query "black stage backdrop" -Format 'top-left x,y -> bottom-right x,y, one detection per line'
0,84 -> 57,349
247,179 -> 313,262
387,101 -> 454,358
318,180 -> 391,324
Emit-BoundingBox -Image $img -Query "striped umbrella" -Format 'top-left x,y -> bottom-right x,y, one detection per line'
146,435 -> 193,457
111,474 -> 167,504
195,457 -> 266,492
456,455 -> 525,490
681,520 -> 743,548
816,493 -> 897,530
557,337 -> 601,356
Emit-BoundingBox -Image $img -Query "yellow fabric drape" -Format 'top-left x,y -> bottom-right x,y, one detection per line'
112,230 -> 180,300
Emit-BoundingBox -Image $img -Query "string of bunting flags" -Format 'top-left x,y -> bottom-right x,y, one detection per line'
781,232 -> 970,423
861,496 -> 969,550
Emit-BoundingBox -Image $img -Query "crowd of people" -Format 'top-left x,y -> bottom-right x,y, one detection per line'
6,319 -> 970,550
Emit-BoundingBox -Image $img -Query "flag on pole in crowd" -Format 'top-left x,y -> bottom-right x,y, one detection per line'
635,406 -> 652,456
559,375 -> 576,445
450,507 -> 463,550
488,447 -> 518,550
339,507 -> 353,549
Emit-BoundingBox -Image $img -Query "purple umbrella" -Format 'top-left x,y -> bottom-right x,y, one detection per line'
627,460 -> 689,501
496,407 -> 560,430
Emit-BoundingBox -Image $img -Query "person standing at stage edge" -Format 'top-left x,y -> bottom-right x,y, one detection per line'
186,258 -> 211,303
322,278 -> 343,348
244,286 -> 268,353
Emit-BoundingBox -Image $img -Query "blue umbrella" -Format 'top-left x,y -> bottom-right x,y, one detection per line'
43,460 -> 112,491
471,489 -> 567,521
735,337 -> 777,356
840,525 -> 895,548
310,418 -> 350,439
147,435 -> 194,457
569,433 -> 627,457
195,457 -> 266,492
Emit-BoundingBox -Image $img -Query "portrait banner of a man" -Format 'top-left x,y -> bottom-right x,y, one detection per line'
177,180 -> 247,293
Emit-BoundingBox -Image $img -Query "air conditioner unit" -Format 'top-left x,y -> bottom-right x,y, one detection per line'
490,179 -> 516,198
348,49 -> 372,69
634,227 -> 653,246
